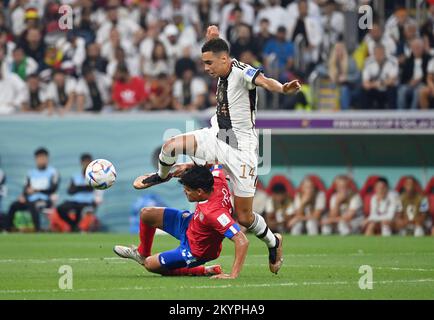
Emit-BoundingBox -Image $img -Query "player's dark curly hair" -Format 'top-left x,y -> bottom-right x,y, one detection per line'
201,38 -> 229,54
179,165 -> 214,193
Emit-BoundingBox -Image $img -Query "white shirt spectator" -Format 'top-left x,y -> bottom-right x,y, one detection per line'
286,0 -> 321,20
329,193 -> 363,217
286,15 -> 322,62
107,57 -> 142,78
413,58 -> 424,81
291,191 -> 326,216
254,3 -> 287,35
7,56 -> 38,78
142,59 -> 174,78
159,25 -> 198,60
264,197 -> 293,223
160,1 -> 200,27
45,77 -> 77,105
96,19 -> 141,45
0,71 -> 27,114
364,34 -> 397,57
362,56 -> 399,90
56,37 -> 86,73
384,15 -> 416,45
173,77 -> 207,106
219,1 -> 255,40
75,72 -> 112,109
369,191 -> 400,222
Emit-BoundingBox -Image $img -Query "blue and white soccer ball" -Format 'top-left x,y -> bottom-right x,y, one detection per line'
85,159 -> 117,190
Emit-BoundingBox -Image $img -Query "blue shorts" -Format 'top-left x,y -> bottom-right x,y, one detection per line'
158,208 -> 208,269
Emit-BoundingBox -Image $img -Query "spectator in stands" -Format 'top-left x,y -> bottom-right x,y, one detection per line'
385,6 -> 415,48
264,183 -> 293,234
225,5 -> 244,45
263,26 -> 295,84
362,44 -> 398,109
76,67 -> 112,112
6,148 -> 59,232
397,38 -> 431,110
161,0 -> 201,36
0,46 -> 27,114
363,22 -> 397,57
112,63 -> 148,111
147,73 -> 173,111
419,56 -> 434,109
287,176 -> 326,235
57,153 -> 103,232
286,0 -> 322,74
173,62 -> 207,111
45,69 -> 77,115
421,2 -> 434,56
254,0 -> 287,36
396,21 -> 419,66
322,176 -> 364,235
142,41 -> 174,78
9,45 -> 38,80
230,23 -> 259,61
96,0 -> 142,47
395,176 -> 428,237
364,177 -> 400,236
18,27 -> 45,71
22,73 -> 46,112
320,0 -> 345,62
255,18 -> 273,54
82,43 -> 108,74
317,41 -> 360,110
220,0 -> 255,40
196,0 -> 220,34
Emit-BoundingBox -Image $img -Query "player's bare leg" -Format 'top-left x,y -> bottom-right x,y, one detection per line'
113,207 -> 164,264
133,134 -> 197,189
234,196 -> 283,274
143,254 -> 222,276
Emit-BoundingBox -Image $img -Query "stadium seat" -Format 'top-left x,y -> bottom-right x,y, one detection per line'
266,175 -> 296,198
326,176 -> 358,207
424,177 -> 434,219
395,176 -> 424,194
359,175 -> 380,216
304,175 -> 327,192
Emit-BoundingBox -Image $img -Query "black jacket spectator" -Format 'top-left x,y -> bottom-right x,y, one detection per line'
400,53 -> 431,85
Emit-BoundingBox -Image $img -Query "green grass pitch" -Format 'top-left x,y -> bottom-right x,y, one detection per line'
0,233 -> 434,299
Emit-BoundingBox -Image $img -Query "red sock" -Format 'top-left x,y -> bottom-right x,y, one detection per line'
137,219 -> 156,257
164,266 -> 206,276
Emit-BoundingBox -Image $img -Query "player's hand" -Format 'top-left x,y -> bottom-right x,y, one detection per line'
210,273 -> 236,279
172,163 -> 194,178
206,25 -> 220,41
282,80 -> 301,95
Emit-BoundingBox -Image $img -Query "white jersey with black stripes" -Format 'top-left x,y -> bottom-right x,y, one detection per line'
210,59 -> 260,152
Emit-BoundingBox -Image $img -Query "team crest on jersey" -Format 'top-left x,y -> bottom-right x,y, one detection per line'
199,213 -> 204,221
246,68 -> 257,77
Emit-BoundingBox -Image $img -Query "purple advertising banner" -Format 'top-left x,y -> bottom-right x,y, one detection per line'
255,118 -> 434,130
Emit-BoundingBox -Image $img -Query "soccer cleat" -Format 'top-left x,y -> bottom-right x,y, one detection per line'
268,233 -> 283,274
133,173 -> 172,189
204,265 -> 223,276
113,245 -> 145,265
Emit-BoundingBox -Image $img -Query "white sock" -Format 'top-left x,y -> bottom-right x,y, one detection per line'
415,226 -> 425,237
157,149 -> 176,179
249,213 -> 277,248
291,221 -> 303,235
381,225 -> 391,236
321,224 -> 332,235
306,219 -> 319,235
338,221 -> 351,236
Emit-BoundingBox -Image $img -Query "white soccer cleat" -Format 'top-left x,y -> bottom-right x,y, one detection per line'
113,245 -> 145,265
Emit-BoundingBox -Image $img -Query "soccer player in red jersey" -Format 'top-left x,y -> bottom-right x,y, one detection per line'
114,165 -> 249,279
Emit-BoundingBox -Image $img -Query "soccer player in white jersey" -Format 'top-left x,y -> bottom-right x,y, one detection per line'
133,26 -> 301,275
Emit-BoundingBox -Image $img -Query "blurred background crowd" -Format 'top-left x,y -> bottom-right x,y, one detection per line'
1,0 -> 434,113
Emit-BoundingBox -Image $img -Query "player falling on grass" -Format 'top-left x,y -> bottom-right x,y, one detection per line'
133,26 -> 301,275
114,165 -> 249,278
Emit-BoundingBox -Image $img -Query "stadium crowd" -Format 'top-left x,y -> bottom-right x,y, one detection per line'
0,148 -> 433,236
1,0 -> 434,113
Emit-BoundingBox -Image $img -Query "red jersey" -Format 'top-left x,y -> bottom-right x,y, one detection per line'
186,166 -> 240,260
112,76 -> 148,109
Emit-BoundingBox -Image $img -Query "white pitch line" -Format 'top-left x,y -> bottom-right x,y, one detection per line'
1,278 -> 434,295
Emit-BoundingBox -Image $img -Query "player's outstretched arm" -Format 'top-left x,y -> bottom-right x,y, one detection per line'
255,73 -> 301,96
211,232 -> 249,279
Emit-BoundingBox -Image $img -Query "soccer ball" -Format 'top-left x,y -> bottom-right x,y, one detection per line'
85,159 -> 117,190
